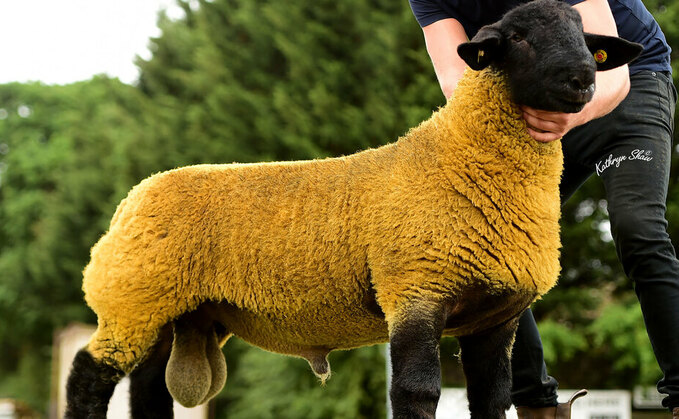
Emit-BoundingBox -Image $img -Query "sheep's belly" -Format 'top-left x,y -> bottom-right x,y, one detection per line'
211,300 -> 389,357
442,285 -> 537,337
209,287 -> 535,357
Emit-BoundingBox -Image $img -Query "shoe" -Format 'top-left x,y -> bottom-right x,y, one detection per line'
673,406 -> 679,419
516,389 -> 588,419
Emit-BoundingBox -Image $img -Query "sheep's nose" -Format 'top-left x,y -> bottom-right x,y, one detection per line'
568,75 -> 591,91
567,62 -> 596,93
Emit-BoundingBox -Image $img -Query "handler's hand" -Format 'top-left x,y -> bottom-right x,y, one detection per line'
521,106 -> 586,143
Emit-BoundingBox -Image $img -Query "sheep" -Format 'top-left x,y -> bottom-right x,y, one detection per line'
64,1 -> 642,418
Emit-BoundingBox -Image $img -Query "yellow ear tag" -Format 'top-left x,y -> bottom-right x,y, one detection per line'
594,49 -> 608,63
477,49 -> 485,63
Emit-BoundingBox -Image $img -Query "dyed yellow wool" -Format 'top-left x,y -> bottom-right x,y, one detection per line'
83,68 -> 562,374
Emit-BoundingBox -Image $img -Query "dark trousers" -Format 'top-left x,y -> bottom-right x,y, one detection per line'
510,71 -> 679,409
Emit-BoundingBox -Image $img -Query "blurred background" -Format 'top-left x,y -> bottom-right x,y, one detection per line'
0,0 -> 677,418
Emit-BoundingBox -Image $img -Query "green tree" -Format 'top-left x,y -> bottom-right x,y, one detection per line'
0,77 -> 160,408
137,0 -> 442,164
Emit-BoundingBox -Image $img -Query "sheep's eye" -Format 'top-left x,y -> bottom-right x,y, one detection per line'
510,33 -> 524,42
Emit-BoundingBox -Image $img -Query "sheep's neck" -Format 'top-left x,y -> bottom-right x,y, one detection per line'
397,68 -> 563,206
427,68 -> 561,173
443,69 -> 554,153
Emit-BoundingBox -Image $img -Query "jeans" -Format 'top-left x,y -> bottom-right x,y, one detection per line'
510,70 -> 679,409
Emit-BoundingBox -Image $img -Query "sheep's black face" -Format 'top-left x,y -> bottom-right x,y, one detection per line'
500,2 -> 596,113
458,0 -> 643,113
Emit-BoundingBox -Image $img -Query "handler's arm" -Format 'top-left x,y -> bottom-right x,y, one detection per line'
523,0 -> 631,142
421,18 -> 469,100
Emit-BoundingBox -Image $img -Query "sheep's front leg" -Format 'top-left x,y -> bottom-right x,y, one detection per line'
458,318 -> 519,419
389,303 -> 446,419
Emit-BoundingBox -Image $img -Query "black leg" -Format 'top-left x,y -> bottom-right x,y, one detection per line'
389,305 -> 446,419
65,349 -> 124,419
129,326 -> 174,419
458,319 -> 519,419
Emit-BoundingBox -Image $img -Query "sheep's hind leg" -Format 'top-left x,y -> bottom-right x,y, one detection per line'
129,325 -> 174,419
66,308 -> 175,418
388,303 -> 446,419
458,318 -> 519,419
65,348 -> 124,419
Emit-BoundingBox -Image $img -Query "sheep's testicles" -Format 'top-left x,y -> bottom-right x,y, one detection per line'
165,325 -> 227,407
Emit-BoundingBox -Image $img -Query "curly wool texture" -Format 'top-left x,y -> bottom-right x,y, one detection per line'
83,68 -> 563,372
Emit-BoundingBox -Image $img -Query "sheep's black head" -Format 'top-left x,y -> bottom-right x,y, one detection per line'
457,0 -> 642,113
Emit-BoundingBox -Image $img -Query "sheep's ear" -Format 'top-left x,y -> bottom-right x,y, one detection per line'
584,33 -> 643,71
458,25 -> 503,71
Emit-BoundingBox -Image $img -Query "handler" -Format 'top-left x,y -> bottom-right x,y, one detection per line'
408,0 -> 679,417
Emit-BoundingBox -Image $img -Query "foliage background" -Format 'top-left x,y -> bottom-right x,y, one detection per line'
0,0 -> 677,416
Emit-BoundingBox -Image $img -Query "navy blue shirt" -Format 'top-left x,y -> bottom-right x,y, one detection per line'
408,0 -> 672,74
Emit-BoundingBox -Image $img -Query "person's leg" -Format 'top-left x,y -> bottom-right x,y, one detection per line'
598,71 -> 679,410
512,70 -> 677,412
510,309 -> 559,407
512,71 -> 679,412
